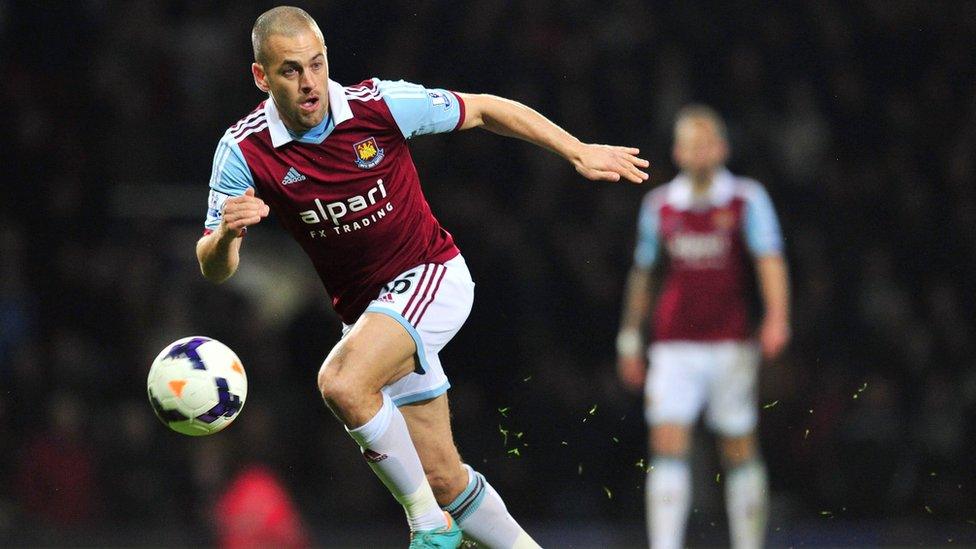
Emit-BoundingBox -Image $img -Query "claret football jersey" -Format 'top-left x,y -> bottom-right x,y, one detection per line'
633,169 -> 784,342
204,79 -> 464,324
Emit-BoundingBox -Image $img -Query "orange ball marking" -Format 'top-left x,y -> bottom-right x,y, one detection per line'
168,380 -> 188,398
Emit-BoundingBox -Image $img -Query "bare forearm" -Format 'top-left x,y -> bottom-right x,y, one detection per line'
460,93 -> 582,160
620,266 -> 653,332
197,186 -> 268,283
756,255 -> 790,322
456,93 -> 648,183
617,266 -> 652,357
196,230 -> 242,284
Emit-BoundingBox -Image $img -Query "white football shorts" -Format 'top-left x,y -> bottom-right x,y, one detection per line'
645,341 -> 760,436
342,254 -> 474,406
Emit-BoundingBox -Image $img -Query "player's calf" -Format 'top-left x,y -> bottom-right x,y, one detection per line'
317,314 -> 451,537
343,391 -> 449,535
442,465 -> 541,549
647,424 -> 694,549
718,433 -> 767,549
723,457 -> 768,549
425,466 -> 468,505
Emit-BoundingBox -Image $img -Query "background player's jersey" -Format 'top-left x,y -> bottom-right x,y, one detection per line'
634,169 -> 783,342
204,79 -> 464,324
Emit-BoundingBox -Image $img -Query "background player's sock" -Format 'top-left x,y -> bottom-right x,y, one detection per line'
647,457 -> 691,549
725,459 -> 768,549
346,392 -> 446,532
443,464 -> 540,548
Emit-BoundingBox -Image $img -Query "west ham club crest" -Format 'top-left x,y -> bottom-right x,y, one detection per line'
353,136 -> 385,169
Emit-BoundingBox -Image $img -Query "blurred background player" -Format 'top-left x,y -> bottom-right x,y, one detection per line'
198,6 -> 649,548
616,105 -> 790,549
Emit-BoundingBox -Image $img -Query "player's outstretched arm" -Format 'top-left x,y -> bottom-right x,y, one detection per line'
456,93 -> 650,184
196,188 -> 269,284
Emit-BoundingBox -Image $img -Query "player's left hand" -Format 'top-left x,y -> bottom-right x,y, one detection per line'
759,316 -> 790,360
573,144 -> 649,184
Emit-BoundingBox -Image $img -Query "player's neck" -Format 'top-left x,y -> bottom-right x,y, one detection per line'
284,107 -> 333,139
689,172 -> 715,197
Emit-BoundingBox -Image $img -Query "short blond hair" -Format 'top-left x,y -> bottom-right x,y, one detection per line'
251,6 -> 324,65
674,104 -> 728,142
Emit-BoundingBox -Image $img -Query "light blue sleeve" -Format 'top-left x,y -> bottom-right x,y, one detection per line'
743,183 -> 784,256
376,79 -> 462,139
205,132 -> 254,231
634,197 -> 660,268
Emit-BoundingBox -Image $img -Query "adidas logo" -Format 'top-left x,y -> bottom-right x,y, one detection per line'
281,167 -> 307,185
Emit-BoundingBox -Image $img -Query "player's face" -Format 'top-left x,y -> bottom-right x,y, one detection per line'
672,118 -> 728,179
253,29 -> 329,132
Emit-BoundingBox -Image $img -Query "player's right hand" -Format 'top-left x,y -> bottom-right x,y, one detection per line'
219,187 -> 270,238
573,144 -> 650,184
617,355 -> 646,393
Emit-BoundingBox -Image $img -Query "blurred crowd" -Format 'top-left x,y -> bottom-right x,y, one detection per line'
2,0 -> 975,545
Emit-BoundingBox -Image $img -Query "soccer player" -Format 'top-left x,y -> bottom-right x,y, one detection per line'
196,6 -> 649,549
616,105 -> 790,549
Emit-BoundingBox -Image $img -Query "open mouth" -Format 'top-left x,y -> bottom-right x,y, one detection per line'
299,96 -> 319,112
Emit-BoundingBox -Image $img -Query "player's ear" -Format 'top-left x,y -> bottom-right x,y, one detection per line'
717,139 -> 730,164
252,62 -> 270,93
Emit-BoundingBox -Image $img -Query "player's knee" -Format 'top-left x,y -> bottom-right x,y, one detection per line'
317,359 -> 361,412
651,424 -> 691,457
720,434 -> 758,467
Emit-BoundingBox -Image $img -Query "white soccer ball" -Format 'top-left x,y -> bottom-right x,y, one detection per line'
147,336 -> 247,436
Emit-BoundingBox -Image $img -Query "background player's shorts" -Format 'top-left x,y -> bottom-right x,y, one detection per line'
645,341 -> 760,436
342,255 -> 474,407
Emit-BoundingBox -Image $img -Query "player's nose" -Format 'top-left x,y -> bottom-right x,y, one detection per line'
299,71 -> 315,93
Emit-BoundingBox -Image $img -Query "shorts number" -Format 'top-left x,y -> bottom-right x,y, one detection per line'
384,272 -> 416,294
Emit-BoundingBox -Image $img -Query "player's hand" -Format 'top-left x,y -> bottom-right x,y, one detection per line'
219,188 -> 270,238
617,355 -> 646,393
759,316 -> 790,360
572,144 -> 649,184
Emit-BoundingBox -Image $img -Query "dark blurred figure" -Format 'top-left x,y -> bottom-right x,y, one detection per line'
14,392 -> 101,531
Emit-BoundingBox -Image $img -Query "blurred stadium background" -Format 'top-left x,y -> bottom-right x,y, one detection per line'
2,1 -> 975,547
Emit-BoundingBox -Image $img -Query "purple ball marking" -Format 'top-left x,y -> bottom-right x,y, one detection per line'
148,389 -> 190,424
195,377 -> 242,424
165,337 -> 211,370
